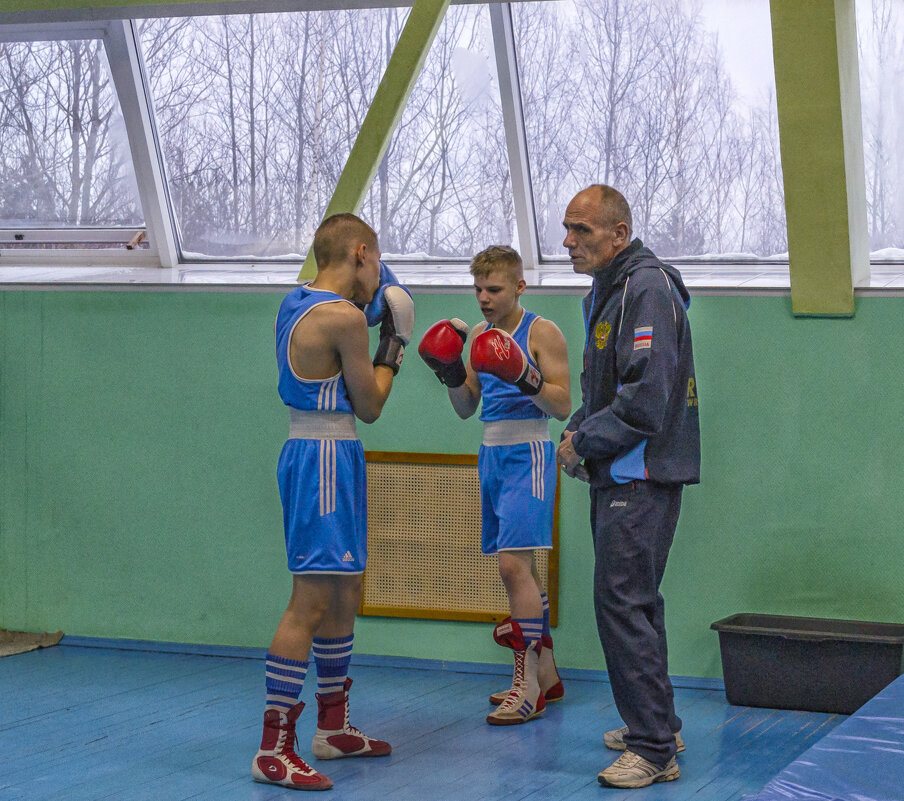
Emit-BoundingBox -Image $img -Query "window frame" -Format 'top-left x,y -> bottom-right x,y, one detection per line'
0,20 -> 175,268
0,1 -> 893,292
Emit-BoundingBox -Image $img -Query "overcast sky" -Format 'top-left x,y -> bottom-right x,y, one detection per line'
698,0 -> 775,103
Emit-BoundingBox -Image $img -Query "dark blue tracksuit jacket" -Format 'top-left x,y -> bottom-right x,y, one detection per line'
566,239 -> 700,488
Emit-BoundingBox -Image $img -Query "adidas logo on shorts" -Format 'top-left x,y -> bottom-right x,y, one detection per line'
342,551 -> 354,562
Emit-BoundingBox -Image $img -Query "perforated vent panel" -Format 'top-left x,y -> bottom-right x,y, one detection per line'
362,452 -> 558,624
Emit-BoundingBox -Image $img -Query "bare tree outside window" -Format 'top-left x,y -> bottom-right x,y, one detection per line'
1,3 -> 901,272
857,0 -> 904,256
360,4 -> 515,258
135,1 -> 894,267
0,39 -> 142,231
139,9 -> 408,259
513,0 -> 787,260
142,6 -> 514,260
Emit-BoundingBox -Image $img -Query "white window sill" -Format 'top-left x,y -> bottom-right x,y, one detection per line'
0,260 -> 902,292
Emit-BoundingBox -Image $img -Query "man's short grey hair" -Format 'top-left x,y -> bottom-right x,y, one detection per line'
587,184 -> 633,236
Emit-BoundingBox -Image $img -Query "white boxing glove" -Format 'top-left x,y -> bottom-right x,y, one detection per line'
373,285 -> 415,374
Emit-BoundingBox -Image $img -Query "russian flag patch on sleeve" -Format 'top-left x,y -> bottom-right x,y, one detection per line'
634,326 -> 653,350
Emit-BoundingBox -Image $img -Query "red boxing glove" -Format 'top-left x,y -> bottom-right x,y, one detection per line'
470,328 -> 543,396
418,319 -> 470,387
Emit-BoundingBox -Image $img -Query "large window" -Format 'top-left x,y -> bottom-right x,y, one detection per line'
6,1 -> 890,287
857,0 -> 904,259
140,9 -> 409,259
0,38 -> 143,244
512,0 -> 786,261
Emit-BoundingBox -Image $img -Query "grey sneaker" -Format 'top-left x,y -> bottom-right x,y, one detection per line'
603,725 -> 686,753
597,751 -> 680,788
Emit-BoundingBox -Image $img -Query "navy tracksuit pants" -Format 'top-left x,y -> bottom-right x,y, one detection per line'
591,480 -> 683,767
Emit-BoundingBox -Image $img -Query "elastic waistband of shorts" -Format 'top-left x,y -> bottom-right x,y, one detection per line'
482,418 -> 550,446
288,409 -> 358,440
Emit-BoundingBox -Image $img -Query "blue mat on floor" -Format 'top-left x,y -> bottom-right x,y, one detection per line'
745,673 -> 904,801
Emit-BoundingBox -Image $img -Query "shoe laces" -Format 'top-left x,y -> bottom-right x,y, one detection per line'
340,697 -> 368,741
281,733 -> 317,776
613,751 -> 644,768
271,719 -> 318,776
498,652 -> 527,711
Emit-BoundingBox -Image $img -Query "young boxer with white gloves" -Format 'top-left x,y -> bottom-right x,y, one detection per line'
253,213 -> 413,791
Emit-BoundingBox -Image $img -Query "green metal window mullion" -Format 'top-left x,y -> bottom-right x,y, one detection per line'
298,0 -> 451,281
770,0 -> 869,316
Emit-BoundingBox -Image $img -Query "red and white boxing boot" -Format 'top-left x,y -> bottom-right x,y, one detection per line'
310,678 -> 392,759
252,701 -> 333,791
486,620 -> 546,725
489,633 -> 564,705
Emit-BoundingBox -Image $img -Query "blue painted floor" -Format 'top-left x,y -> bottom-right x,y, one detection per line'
0,645 -> 844,801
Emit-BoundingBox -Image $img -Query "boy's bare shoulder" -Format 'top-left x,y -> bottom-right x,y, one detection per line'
306,298 -> 366,332
532,316 -> 565,337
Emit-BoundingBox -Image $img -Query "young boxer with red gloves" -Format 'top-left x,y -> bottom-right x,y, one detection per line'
418,245 -> 571,725
253,213 -> 413,791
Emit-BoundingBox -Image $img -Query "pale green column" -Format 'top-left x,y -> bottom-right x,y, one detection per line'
770,0 -> 868,316
298,0 -> 450,280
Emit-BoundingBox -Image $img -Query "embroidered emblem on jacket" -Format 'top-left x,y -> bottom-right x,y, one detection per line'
687,376 -> 698,407
633,326 -> 653,350
595,321 -> 611,350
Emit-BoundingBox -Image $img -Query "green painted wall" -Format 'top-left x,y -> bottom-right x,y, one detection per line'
2,289 -> 903,678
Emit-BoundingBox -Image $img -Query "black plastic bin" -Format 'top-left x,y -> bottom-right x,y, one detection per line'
711,613 -> 904,714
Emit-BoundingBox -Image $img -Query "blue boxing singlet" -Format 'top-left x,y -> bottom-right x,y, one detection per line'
479,309 -> 550,423
276,283 -> 355,413
274,282 -> 366,576
475,308 -> 555,555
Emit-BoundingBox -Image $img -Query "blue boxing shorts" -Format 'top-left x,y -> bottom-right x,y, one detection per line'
478,437 -> 556,554
277,436 -> 367,575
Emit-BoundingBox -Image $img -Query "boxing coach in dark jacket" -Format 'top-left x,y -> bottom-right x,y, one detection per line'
557,184 -> 700,790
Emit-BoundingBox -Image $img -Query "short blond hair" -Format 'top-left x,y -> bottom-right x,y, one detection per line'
469,245 -> 523,283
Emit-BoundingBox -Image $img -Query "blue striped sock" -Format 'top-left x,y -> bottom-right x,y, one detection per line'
514,617 -> 543,649
540,592 -> 551,638
265,652 -> 308,712
313,634 -> 354,695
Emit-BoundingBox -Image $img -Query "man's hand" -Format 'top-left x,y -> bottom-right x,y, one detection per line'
557,430 -> 589,482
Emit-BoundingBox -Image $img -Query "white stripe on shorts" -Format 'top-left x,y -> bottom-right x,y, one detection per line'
530,440 -> 544,501
331,441 -> 336,512
319,440 -> 337,516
